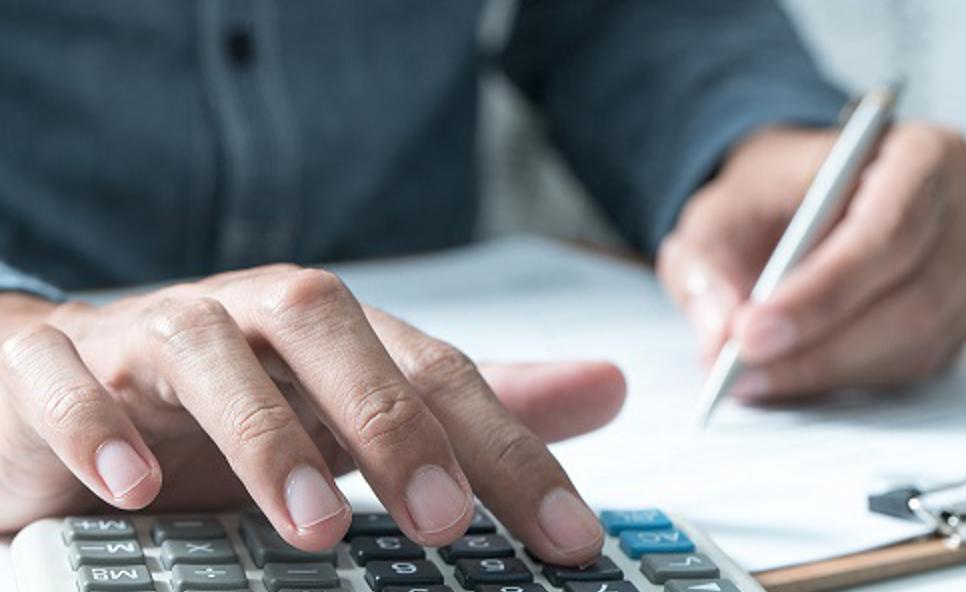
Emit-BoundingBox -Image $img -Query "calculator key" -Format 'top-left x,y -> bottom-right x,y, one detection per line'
151,517 -> 226,544
477,585 -> 548,592
466,507 -> 498,534
349,513 -> 404,538
262,562 -> 340,592
383,586 -> 454,592
351,535 -> 425,565
599,510 -> 671,536
664,579 -> 740,592
161,539 -> 237,568
365,560 -> 444,591
63,518 -> 136,543
439,534 -> 515,563
69,540 -> 143,569
170,563 -> 247,592
562,581 -> 639,592
76,565 -> 153,591
242,519 -> 337,567
541,556 -> 622,586
619,529 -> 694,558
454,557 -> 533,589
639,553 -> 719,584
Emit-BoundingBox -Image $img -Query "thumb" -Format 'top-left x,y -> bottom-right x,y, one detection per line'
478,361 -> 626,443
657,184 -> 778,363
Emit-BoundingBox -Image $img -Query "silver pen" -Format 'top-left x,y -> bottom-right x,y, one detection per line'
694,80 -> 904,428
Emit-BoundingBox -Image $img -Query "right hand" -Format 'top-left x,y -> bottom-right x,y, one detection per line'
0,265 -> 626,565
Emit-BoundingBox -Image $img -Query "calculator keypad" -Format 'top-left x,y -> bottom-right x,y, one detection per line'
58,507 -> 755,592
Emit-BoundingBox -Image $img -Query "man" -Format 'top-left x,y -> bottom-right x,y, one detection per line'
0,0 -> 963,564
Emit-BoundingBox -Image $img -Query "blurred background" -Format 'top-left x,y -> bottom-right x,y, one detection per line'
477,0 -> 966,246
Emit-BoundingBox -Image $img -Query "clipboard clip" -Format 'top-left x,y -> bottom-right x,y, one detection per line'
869,478 -> 966,548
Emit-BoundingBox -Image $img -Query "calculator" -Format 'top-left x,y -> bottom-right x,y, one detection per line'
10,506 -> 764,592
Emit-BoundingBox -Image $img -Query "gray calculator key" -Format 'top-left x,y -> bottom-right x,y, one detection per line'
563,581 -> 640,592
477,585 -> 547,592
455,557 -> 533,589
542,556 -> 622,586
160,539 -> 237,568
151,517 -> 225,544
170,563 -> 247,592
242,522 -> 338,567
63,518 -> 136,544
262,562 -> 340,592
365,560 -> 444,591
383,586 -> 455,592
640,554 -> 720,584
76,565 -> 153,591
664,580 -> 740,592
69,540 -> 144,569
349,513 -> 403,538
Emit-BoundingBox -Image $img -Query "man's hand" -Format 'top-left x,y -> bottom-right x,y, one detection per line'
0,267 -> 626,566
658,123 -> 966,402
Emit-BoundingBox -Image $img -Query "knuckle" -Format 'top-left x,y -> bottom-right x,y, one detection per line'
405,341 -> 477,393
40,384 -> 103,433
264,268 -> 348,319
490,427 -> 547,475
143,297 -> 233,350
0,323 -> 70,372
223,397 -> 296,448
349,382 -> 428,449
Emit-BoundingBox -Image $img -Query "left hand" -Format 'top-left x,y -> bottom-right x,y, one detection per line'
657,123 -> 966,402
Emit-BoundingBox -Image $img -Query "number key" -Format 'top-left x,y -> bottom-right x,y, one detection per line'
477,585 -> 548,592
542,556 -> 622,586
454,557 -> 532,589
352,536 -> 425,565
365,560 -> 444,591
439,534 -> 515,563
563,582 -> 640,592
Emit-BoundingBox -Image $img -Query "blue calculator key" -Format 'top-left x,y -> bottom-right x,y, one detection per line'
619,529 -> 694,557
599,510 -> 671,535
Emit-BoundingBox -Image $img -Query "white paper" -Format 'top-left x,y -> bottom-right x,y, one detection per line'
330,236 -> 964,572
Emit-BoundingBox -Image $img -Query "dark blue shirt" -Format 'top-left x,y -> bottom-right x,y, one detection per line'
0,0 -> 846,299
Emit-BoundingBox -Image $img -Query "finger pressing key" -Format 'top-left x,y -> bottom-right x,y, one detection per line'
364,307 -> 604,566
0,323 -> 161,509
137,297 -> 350,550
226,270 -> 474,546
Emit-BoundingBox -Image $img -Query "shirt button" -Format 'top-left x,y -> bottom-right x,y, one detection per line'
225,27 -> 255,67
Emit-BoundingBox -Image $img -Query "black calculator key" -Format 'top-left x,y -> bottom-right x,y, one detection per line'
639,553 -> 719,584
563,581 -> 639,592
542,556 -> 622,586
439,534 -> 515,563
466,507 -> 498,534
262,562 -> 340,592
350,513 -> 404,538
170,563 -> 247,592
151,517 -> 225,544
352,535 -> 425,565
63,518 -> 136,543
383,586 -> 455,592
76,565 -> 153,591
161,539 -> 237,568
242,517 -> 337,567
68,540 -> 143,569
454,557 -> 533,589
365,560 -> 444,591
664,580 -> 740,592
478,585 -> 548,592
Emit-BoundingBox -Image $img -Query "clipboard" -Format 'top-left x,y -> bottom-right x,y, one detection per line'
753,478 -> 966,591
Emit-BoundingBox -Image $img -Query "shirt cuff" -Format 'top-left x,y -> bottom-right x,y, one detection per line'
0,261 -> 67,303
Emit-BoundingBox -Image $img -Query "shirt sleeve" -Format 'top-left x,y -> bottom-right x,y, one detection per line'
0,261 -> 67,302
501,0 -> 849,258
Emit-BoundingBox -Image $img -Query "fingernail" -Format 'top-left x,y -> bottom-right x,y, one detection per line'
538,488 -> 603,554
741,314 -> 797,361
730,371 -> 771,401
95,439 -> 150,498
406,465 -> 471,535
687,292 -> 729,352
285,465 -> 347,530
